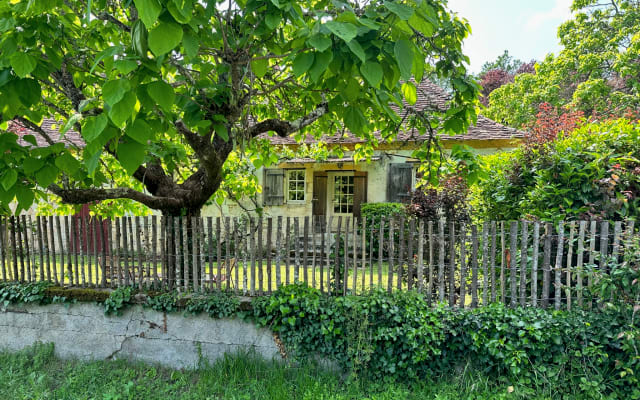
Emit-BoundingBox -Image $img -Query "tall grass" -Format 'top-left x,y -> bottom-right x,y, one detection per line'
0,343 -> 574,399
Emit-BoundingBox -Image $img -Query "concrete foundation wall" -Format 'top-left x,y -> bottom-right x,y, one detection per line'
0,303 -> 280,369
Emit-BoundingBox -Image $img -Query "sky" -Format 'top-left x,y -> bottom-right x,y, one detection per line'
447,0 -> 574,74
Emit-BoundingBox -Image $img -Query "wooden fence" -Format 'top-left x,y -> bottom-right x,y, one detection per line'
0,215 -> 637,309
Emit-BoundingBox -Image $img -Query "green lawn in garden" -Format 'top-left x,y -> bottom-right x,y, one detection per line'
0,343 -> 573,400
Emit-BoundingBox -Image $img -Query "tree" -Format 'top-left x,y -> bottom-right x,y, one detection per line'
0,0 -> 478,217
479,50 -> 523,76
485,0 -> 640,128
476,51 -> 534,105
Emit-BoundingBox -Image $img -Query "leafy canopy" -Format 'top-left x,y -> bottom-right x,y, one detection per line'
0,0 -> 478,215
485,0 -> 640,128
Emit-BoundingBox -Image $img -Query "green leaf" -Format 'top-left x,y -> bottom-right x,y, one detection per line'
1,169 -> 17,191
213,123 -> 229,141
309,51 -> 333,82
292,52 -> 315,77
133,0 -> 162,28
252,58 -> 269,78
55,152 -> 81,175
344,107 -> 367,135
325,21 -> 358,42
409,13 -> 434,36
108,92 -> 137,128
15,78 -> 41,108
10,53 -> 37,78
384,1 -> 414,20
167,0 -> 192,24
265,13 -> 282,29
360,61 -> 383,87
401,82 -> 417,105
308,34 -> 332,52
148,22 -> 183,56
126,119 -> 154,144
182,30 -> 199,59
0,17 -> 16,32
114,60 -> 138,74
35,166 -> 59,188
346,40 -> 366,63
394,39 -> 414,80
23,158 -> 45,174
117,140 -> 146,175
81,114 -> 108,142
146,81 -> 175,112
61,114 -> 83,136
15,185 -> 34,211
103,79 -> 131,107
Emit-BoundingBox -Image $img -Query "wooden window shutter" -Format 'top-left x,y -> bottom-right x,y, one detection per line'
387,164 -> 413,203
312,171 -> 328,217
263,169 -> 284,206
353,171 -> 368,218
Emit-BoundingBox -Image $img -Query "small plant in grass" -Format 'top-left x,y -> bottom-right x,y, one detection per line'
103,286 -> 134,316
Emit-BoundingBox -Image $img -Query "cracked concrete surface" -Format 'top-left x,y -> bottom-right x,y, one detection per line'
0,303 -> 280,369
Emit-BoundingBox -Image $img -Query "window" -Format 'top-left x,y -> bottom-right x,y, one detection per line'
287,169 -> 306,203
333,175 -> 354,214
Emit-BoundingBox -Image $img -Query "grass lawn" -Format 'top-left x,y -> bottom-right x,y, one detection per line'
1,343 -> 568,400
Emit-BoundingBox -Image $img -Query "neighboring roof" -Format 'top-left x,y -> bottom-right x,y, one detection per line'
258,80 -> 525,146
8,119 -> 84,148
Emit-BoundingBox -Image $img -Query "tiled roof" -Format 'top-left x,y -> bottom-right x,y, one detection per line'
258,80 -> 525,146
7,81 -> 524,149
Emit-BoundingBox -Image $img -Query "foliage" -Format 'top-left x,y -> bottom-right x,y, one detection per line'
476,50 -> 535,105
184,291 -> 240,318
144,291 -> 182,313
479,50 -> 526,76
0,281 -> 53,308
0,0 -> 478,216
408,175 -> 470,221
361,202 -> 407,258
103,286 -> 134,316
252,283 -> 639,397
524,102 -> 585,147
472,119 -> 640,221
485,0 -> 640,128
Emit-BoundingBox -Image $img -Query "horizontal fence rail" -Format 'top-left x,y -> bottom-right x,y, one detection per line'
0,215 -> 637,309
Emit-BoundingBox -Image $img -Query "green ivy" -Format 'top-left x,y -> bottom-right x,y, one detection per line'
103,286 -> 134,316
183,291 -> 240,319
0,281 -> 53,308
251,284 -> 639,398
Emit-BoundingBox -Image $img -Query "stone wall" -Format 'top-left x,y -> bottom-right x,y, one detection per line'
0,303 -> 281,369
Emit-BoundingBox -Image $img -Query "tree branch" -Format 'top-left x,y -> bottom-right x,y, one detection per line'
48,184 -> 182,210
247,102 -> 329,137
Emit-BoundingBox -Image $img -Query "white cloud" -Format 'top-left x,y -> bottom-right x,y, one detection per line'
525,0 -> 573,30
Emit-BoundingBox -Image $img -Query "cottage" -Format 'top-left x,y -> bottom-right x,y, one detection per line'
203,81 -> 525,221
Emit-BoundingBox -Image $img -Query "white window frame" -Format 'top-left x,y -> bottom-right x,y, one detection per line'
286,169 -> 306,204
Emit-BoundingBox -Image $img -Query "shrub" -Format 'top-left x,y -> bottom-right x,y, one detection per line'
360,203 -> 407,258
472,119 -> 640,221
407,175 -> 471,221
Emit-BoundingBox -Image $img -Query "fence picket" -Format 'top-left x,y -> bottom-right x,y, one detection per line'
471,224 -> 479,308
397,216 -> 405,291
427,221 -> 434,304
407,219 -> 415,290
459,222 -> 467,308
23,216 -> 32,282
388,218 -> 394,293
343,217 -> 350,296
258,218 -> 264,295
41,216 -> 50,282
0,217 -> 7,282
267,218 -> 273,294
599,221 -> 609,272
417,220 -> 424,293
250,218 -> 256,296
519,221 -> 529,306
554,222 -> 565,310
276,216 -> 283,290
576,221 -> 586,308
378,216 -> 384,291
587,221 -> 597,309
438,219 -> 445,303
542,223 -> 552,308
565,222 -> 575,310
36,217 -> 44,283
500,222 -> 506,303
612,221 -> 622,263
531,222 -> 540,306
303,217 -> 309,286
509,221 -> 518,307
285,217 -> 291,286
448,221 -> 456,306
481,222 -> 489,306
